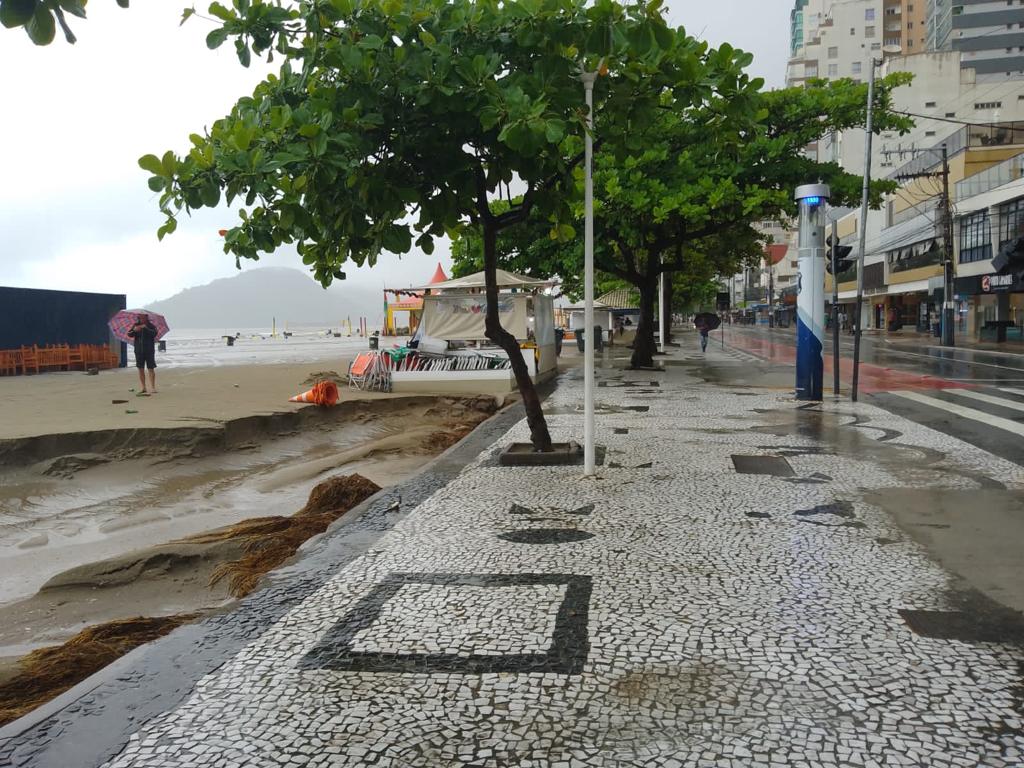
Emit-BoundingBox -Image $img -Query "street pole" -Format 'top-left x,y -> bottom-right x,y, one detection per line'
658,267 -> 666,353
851,57 -> 877,403
768,255 -> 775,329
832,218 -> 840,395
940,145 -> 955,348
582,70 -> 597,477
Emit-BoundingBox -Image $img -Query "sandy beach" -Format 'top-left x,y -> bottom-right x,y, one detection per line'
0,340 -> 507,689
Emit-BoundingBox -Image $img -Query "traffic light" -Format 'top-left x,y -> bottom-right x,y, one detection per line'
826,236 -> 854,275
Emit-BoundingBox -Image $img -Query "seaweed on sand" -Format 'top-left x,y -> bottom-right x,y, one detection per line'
0,615 -> 196,727
190,473 -> 382,598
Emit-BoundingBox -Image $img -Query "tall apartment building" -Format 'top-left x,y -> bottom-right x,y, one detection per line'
927,0 -> 1024,80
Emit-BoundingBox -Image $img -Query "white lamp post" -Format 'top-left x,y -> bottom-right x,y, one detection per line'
581,68 -> 598,477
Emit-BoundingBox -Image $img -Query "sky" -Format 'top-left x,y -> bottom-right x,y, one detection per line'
0,1 -> 792,308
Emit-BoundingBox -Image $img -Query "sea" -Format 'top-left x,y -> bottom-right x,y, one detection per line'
158,325 -> 378,368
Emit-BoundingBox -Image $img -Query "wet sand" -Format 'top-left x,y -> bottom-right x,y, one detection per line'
0,355 -> 504,680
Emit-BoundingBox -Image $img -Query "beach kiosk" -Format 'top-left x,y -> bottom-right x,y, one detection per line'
388,269 -> 558,395
382,263 -> 448,335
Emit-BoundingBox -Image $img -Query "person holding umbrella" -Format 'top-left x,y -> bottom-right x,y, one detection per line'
127,313 -> 159,394
693,312 -> 722,353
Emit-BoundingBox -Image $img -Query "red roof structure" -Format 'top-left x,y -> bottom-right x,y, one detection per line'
428,263 -> 448,285
765,244 -> 788,265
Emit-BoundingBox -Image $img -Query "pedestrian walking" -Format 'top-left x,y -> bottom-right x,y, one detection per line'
699,327 -> 709,352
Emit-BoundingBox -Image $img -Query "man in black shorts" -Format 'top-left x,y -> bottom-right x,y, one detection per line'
127,313 -> 158,394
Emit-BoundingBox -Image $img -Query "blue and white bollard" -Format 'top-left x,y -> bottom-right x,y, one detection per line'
794,184 -> 830,401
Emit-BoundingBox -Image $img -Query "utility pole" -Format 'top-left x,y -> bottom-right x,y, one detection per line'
768,253 -> 775,329
886,143 -> 956,348
832,219 -> 840,395
940,145 -> 955,347
851,57 -> 877,404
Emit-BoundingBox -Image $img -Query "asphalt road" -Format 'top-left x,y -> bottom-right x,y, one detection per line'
721,325 -> 1024,466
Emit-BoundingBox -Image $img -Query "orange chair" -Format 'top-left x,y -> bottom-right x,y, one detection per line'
68,345 -> 86,370
0,350 -> 18,376
19,346 -> 39,375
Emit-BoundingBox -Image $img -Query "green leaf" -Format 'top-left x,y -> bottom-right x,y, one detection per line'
206,26 -> 229,49
138,154 -> 164,176
312,131 -> 328,157
25,3 -> 55,45
180,7 -> 195,26
544,119 -> 565,144
157,217 -> 177,242
200,181 -> 221,207
116,0 -> 129,7
418,29 -> 434,46
58,0 -> 87,19
235,37 -> 251,67
161,151 -> 177,176
208,2 -> 234,22
329,0 -> 351,14
147,176 -> 166,192
1,0 -> 36,29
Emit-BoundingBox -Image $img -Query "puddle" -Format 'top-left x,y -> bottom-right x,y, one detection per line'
497,529 -> 595,544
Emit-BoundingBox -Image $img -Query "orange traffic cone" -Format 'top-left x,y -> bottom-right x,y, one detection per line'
289,380 -> 340,407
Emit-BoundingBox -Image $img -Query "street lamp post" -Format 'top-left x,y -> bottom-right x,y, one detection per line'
581,68 -> 597,477
851,46 -> 900,402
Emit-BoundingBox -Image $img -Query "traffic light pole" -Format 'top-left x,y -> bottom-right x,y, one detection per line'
832,219 -> 840,396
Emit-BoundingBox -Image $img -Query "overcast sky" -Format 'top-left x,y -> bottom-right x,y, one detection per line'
0,1 -> 791,308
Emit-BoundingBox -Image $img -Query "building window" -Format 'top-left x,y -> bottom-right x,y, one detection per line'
926,130 -> 936,136
828,46 -> 839,58
871,42 -> 881,50
865,25 -> 876,38
852,61 -> 862,74
866,8 -> 876,20
945,111 -> 956,117
828,63 -> 839,77
975,101 -> 1003,109
926,101 -> 936,108
1001,199 -> 1024,247
960,211 -> 992,264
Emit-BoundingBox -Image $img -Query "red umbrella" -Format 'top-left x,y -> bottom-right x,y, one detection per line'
108,309 -> 170,343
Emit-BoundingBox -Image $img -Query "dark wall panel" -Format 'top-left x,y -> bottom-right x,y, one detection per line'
0,287 -> 127,365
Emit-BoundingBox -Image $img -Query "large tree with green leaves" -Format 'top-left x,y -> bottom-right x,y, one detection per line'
454,74 -> 913,368
1,0 -> 129,45
141,0 -> 762,450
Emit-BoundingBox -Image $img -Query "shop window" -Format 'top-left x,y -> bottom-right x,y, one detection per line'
1001,198 -> 1024,247
959,211 -> 992,263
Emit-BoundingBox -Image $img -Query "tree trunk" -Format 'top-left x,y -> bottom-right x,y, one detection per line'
482,222 -> 553,451
630,278 -> 659,369
662,275 -> 674,345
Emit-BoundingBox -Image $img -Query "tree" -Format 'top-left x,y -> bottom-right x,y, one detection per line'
1,0 -> 129,45
142,0 -> 759,450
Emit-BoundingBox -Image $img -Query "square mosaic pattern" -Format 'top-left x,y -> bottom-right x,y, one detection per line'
300,573 -> 592,675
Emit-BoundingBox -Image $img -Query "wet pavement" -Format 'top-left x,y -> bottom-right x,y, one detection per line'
2,343 -> 1024,767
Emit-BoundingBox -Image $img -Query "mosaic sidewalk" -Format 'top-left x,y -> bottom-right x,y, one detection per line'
12,346 -> 1024,767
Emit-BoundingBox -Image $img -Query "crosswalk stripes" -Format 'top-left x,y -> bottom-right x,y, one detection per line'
947,388 -> 1024,414
889,390 -> 1024,437
998,387 -> 1024,398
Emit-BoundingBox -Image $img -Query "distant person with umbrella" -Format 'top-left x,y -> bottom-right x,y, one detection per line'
693,312 -> 722,353
109,309 -> 170,395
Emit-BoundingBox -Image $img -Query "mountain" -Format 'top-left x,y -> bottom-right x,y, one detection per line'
147,267 -> 382,328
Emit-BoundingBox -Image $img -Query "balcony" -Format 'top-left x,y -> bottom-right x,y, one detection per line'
888,240 -> 943,274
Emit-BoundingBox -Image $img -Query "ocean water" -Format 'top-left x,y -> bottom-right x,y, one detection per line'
157,326 -> 380,368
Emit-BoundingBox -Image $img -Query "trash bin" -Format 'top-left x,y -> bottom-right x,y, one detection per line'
575,328 -> 586,353
933,322 -> 941,338
369,334 -> 379,350
554,328 -> 564,357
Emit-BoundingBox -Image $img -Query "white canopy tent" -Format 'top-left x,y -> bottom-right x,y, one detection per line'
413,269 -> 555,292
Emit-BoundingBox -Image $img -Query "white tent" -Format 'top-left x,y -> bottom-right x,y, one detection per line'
414,269 -> 554,292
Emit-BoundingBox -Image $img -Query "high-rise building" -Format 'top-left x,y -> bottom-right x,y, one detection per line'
927,0 -> 1024,80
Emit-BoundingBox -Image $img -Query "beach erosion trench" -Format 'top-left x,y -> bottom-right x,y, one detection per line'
0,386 -> 505,726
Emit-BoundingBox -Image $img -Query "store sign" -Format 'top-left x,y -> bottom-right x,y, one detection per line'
982,274 -> 1015,293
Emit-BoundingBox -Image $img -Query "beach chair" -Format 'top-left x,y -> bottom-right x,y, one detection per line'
0,350 -> 17,376
19,346 -> 39,375
347,352 -> 376,390
68,344 -> 86,371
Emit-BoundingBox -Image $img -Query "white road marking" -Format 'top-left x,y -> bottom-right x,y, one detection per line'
998,387 -> 1024,397
947,389 -> 1024,414
890,390 -> 1024,436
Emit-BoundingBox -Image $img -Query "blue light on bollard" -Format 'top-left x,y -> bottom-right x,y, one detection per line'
794,183 -> 830,401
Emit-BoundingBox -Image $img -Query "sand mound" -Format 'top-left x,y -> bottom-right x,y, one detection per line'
0,615 -> 195,727
188,474 -> 381,598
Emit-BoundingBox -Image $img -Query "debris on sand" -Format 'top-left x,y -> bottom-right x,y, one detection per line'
0,615 -> 195,727
188,474 -> 381,598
